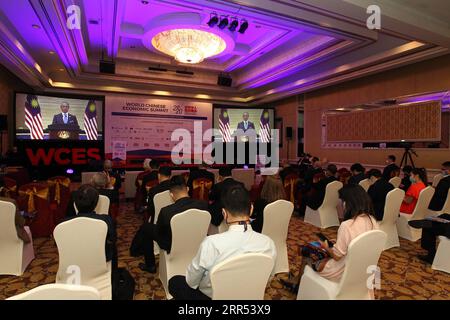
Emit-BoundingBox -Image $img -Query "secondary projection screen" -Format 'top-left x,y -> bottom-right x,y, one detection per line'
325,101 -> 442,143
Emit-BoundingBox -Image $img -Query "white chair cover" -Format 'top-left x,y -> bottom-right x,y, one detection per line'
261,200 -> 293,274
432,173 -> 443,188
152,190 -> 174,254
304,181 -> 343,228
74,194 -> 110,215
298,230 -> 387,300
210,253 -> 274,300
379,188 -> 405,250
397,186 -> 435,241
359,179 -> 372,192
159,209 -> 211,299
432,236 -> 450,274
7,284 -> 101,300
54,217 -> 112,300
389,176 -> 401,188
0,200 -> 34,276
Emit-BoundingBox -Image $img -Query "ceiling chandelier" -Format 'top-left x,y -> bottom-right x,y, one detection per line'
151,28 -> 226,64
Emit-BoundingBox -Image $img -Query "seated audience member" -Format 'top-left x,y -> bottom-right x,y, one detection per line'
382,155 -> 399,181
279,161 -> 299,183
140,159 -> 160,192
208,166 -> 244,226
103,160 -> 122,191
303,157 -> 323,187
348,163 -> 366,185
251,175 -> 286,233
187,163 -> 215,196
146,166 -> 172,223
428,161 -> 450,212
304,164 -> 338,210
138,176 -> 208,273
400,165 -> 413,191
63,184 -> 117,269
281,184 -> 378,291
66,172 -> 117,217
0,177 -> 31,243
367,169 -> 394,221
399,168 -> 428,214
409,163 -> 450,263
168,185 -> 277,300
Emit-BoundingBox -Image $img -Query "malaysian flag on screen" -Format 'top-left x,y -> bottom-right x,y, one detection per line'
84,100 -> 98,140
218,108 -> 232,142
24,94 -> 44,140
259,109 -> 271,142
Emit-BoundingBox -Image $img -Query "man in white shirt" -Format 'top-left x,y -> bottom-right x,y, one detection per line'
168,185 -> 277,300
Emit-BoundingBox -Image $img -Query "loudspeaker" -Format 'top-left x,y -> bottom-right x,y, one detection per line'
286,127 -> 293,139
0,115 -> 7,130
217,74 -> 232,87
99,60 -> 115,74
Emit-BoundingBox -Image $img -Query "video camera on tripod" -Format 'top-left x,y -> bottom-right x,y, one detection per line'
399,142 -> 417,168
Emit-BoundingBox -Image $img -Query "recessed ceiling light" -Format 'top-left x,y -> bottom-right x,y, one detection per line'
49,51 -> 55,55
32,24 -> 41,29
58,68 -> 65,72
141,0 -> 149,4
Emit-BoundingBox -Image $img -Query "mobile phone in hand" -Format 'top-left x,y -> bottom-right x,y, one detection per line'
316,233 -> 334,248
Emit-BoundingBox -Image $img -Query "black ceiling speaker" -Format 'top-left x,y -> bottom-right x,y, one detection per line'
217,74 -> 232,87
99,60 -> 115,74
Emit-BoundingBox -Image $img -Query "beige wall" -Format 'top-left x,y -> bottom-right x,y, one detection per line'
0,64 -> 31,154
274,96 -> 298,161
303,54 -> 450,170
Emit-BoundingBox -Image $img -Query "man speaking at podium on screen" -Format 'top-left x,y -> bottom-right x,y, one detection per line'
236,112 -> 255,133
52,102 -> 79,126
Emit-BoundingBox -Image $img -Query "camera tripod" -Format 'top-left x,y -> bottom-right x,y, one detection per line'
400,147 -> 417,168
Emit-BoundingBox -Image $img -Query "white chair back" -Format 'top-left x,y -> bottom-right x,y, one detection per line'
7,284 -> 101,300
304,181 -> 343,228
389,176 -> 401,188
210,253 -> 274,300
359,179 -> 372,192
74,195 -> 110,215
432,236 -> 450,274
152,190 -> 174,223
159,209 -> 211,298
261,200 -> 293,274
336,230 -> 386,299
441,189 -> 450,214
409,186 -> 435,220
379,188 -> 404,249
54,217 -> 112,300
321,181 -> 343,211
432,173 -> 443,188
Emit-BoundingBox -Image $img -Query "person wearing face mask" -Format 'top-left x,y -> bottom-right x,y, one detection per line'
367,169 -> 394,221
399,168 -> 428,214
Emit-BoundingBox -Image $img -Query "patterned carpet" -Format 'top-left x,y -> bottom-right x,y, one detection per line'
0,202 -> 449,300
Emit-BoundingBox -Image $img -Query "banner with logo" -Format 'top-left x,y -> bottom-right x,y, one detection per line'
105,96 -> 212,162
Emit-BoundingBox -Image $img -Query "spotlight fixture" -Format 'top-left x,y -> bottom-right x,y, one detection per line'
218,16 -> 229,29
207,13 -> 219,27
229,17 -> 239,32
141,0 -> 149,4
32,24 -> 41,29
238,20 -> 249,34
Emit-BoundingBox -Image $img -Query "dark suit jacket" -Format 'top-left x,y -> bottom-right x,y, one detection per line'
66,188 -> 118,218
303,167 -> 323,188
147,179 -> 172,221
236,121 -> 255,132
367,179 -> 395,221
400,176 -> 411,192
140,170 -> 159,196
250,198 -> 269,233
104,170 -> 122,191
208,177 -> 244,226
155,197 -> 208,252
348,173 -> 366,185
306,176 -> 337,210
382,163 -> 399,181
279,166 -> 299,183
52,113 -> 79,126
63,212 -> 117,262
429,176 -> 450,212
187,169 -> 215,196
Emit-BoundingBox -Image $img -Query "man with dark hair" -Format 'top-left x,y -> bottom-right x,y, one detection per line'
383,155 -> 399,181
348,163 -> 366,185
138,175 -> 208,273
428,161 -> 450,212
187,163 -> 215,197
208,166 -> 244,226
367,169 -> 394,221
400,165 -> 413,191
304,164 -> 338,210
63,184 -> 117,268
168,185 -> 276,300
146,166 -> 172,223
